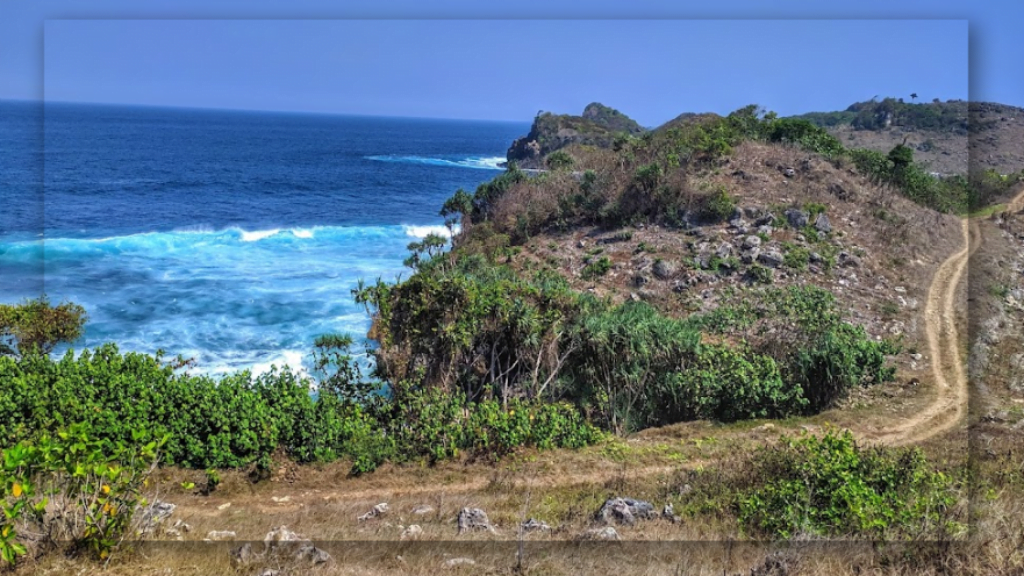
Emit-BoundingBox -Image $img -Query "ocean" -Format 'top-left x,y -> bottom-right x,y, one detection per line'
0,101 -> 527,374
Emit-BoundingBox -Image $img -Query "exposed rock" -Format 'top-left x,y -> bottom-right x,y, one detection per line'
256,571 -> 281,576
520,518 -> 551,532
809,252 -> 823,264
782,167 -> 796,178
411,504 -> 435,515
757,249 -> 785,268
457,507 -> 497,534
580,526 -> 621,541
661,504 -> 682,523
230,543 -> 256,566
749,552 -> 794,576
716,243 -> 733,259
741,247 -> 760,264
358,502 -> 389,521
742,235 -> 762,250
838,251 -> 862,268
294,543 -> 332,565
757,225 -> 774,236
785,209 -> 809,229
138,500 -> 176,533
813,213 -> 832,233
444,557 -> 477,568
263,525 -> 308,553
595,497 -> 655,526
206,530 -> 237,541
401,524 -> 423,539
633,273 -> 650,287
754,213 -> 775,227
652,259 -> 679,279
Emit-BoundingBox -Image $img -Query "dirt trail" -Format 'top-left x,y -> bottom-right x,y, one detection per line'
869,188 -> 1024,445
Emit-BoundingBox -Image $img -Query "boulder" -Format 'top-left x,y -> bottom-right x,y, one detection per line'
785,209 -> 809,229
294,543 -> 332,565
206,530 -> 237,541
595,497 -> 655,525
411,504 -> 435,516
457,507 -> 497,534
633,273 -> 650,288
401,524 -> 423,539
652,259 -> 678,280
742,235 -> 762,250
838,251 -> 861,268
741,247 -> 760,265
813,213 -> 832,233
138,500 -> 176,534
757,250 -> 785,268
782,167 -> 796,178
358,502 -> 389,521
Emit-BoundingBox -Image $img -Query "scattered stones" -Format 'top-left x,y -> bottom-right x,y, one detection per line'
411,504 -> 435,515
270,496 -> 291,504
757,225 -> 774,236
520,518 -> 551,532
784,208 -> 808,229
716,243 -> 733,259
256,570 -> 281,576
444,557 -> 477,568
457,507 -> 497,534
595,497 -> 655,526
633,273 -> 650,287
813,213 -> 832,233
741,247 -> 761,265
401,524 -> 424,539
782,167 -> 796,178
652,259 -> 679,279
358,502 -> 389,521
217,502 -> 232,511
580,526 -> 620,541
757,249 -> 785,268
754,212 -> 775,227
206,530 -> 237,541
742,235 -> 762,250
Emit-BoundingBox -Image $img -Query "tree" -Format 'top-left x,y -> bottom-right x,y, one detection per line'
910,93 -> 918,101
0,296 -> 87,356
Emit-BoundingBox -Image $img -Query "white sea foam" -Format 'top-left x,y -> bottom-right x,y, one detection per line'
403,224 -> 454,239
249,350 -> 309,378
365,154 -> 505,171
291,228 -> 314,239
240,228 -> 281,242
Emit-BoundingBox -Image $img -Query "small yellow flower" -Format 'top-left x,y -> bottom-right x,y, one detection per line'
1,526 -> 10,538
11,483 -> 22,498
102,502 -> 113,515
102,484 -> 111,495
509,410 -> 515,416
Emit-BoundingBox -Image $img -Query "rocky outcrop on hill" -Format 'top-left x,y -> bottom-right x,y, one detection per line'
506,103 -> 644,169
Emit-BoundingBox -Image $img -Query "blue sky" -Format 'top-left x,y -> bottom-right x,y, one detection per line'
1,1 -> 1017,124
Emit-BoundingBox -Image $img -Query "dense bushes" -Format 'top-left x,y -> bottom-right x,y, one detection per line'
739,429 -> 961,538
0,343 -> 600,475
359,247 -> 898,433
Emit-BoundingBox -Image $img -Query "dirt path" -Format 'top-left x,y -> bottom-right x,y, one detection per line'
869,188 -> 1024,445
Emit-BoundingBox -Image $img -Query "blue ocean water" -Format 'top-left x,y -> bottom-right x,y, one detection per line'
0,101 -> 526,374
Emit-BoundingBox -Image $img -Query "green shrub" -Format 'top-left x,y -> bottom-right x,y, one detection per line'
739,429 -> 961,538
581,256 -> 612,279
1,424 -> 165,565
699,186 -> 736,222
0,297 -> 87,357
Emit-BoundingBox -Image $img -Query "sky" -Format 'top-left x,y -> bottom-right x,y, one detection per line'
0,1 -> 1018,124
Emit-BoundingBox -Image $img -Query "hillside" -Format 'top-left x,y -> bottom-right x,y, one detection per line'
795,98 -> 1024,175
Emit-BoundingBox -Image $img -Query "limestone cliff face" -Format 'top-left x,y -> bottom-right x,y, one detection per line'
506,103 -> 644,169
